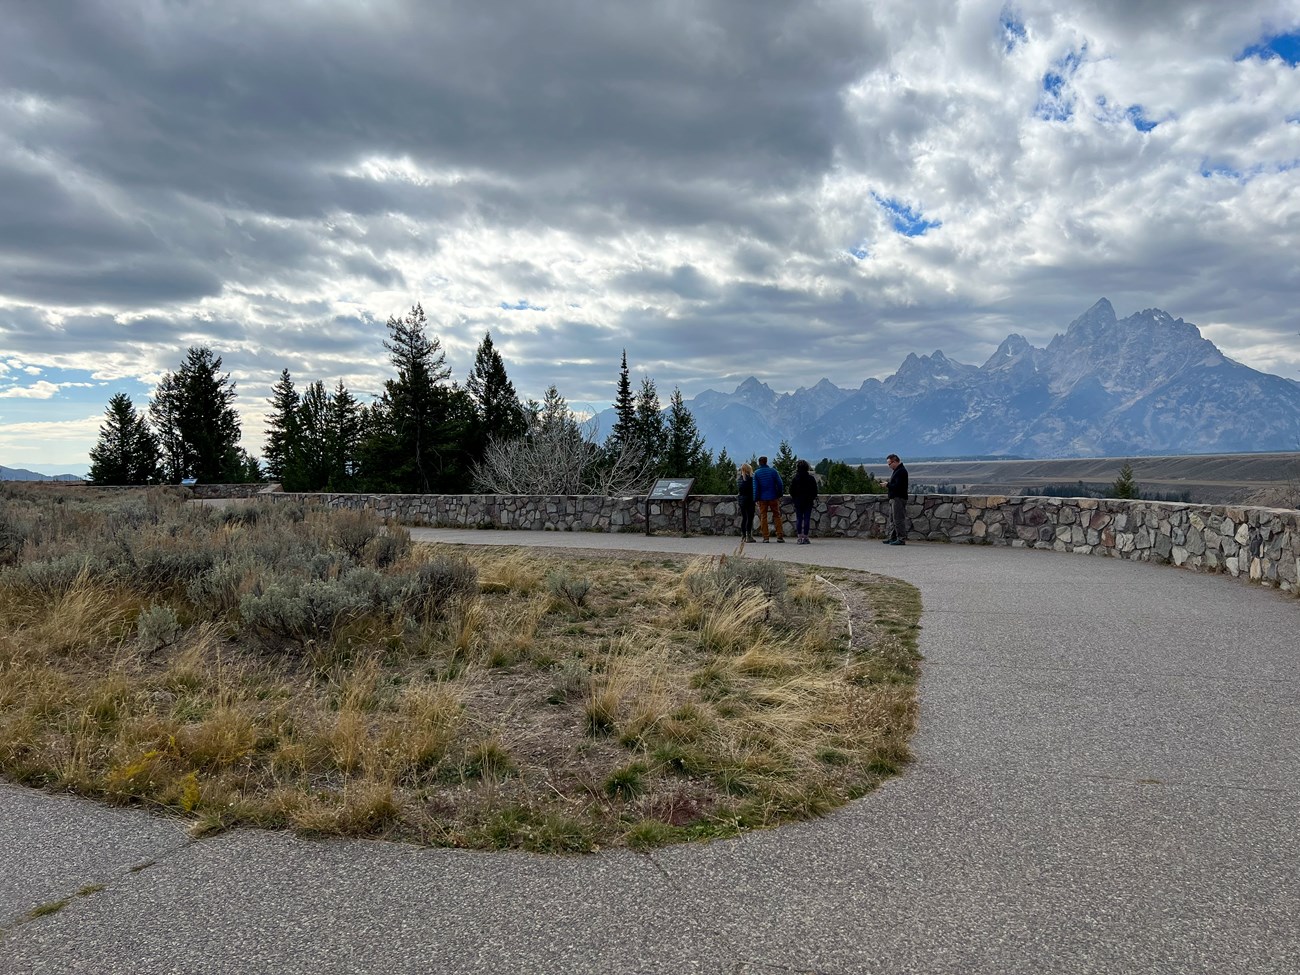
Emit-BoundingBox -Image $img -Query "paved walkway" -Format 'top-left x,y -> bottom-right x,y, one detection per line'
3,532 -> 1298,974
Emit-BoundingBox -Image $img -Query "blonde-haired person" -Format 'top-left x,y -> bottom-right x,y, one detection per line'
737,463 -> 756,542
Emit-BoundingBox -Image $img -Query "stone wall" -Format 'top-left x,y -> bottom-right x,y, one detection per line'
268,491 -> 1300,593
189,483 -> 280,499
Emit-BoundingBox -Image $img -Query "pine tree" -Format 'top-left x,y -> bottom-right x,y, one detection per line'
325,379 -> 363,490
149,346 -> 242,483
773,440 -> 798,485
88,393 -> 161,485
691,447 -> 738,494
821,459 -> 882,493
608,350 -> 636,450
467,331 -> 527,445
662,387 -> 707,477
262,368 -> 300,482
293,380 -> 332,491
632,376 -> 665,474
359,303 -> 473,493
1111,461 -> 1140,500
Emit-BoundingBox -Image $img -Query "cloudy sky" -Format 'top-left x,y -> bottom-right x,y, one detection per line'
2,0 -> 1298,473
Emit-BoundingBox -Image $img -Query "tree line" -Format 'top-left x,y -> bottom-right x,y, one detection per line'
89,304 -> 882,496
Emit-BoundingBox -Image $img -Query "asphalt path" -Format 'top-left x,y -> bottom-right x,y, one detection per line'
3,531 -> 1298,974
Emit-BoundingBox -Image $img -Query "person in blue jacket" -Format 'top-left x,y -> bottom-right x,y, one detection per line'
752,455 -> 785,543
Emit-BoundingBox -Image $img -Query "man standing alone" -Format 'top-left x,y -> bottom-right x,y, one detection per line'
884,453 -> 909,545
753,455 -> 785,543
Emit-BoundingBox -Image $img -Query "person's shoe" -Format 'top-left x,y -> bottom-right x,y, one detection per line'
881,538 -> 895,544
777,537 -> 785,543
887,539 -> 906,546
763,537 -> 770,543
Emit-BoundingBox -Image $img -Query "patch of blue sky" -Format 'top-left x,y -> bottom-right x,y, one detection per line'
1197,159 -> 1297,182
1126,105 -> 1158,132
1237,31 -> 1300,66
1200,162 -> 1244,180
0,365 -> 128,425
872,195 -> 941,237
1000,7 -> 1027,53
848,244 -> 870,260
499,299 -> 546,311
1035,48 -> 1084,121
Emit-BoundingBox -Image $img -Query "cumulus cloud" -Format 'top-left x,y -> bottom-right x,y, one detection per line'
0,380 -> 62,399
0,0 -> 1298,465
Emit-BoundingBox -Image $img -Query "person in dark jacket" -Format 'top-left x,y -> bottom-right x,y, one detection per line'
737,463 -> 756,542
789,459 -> 819,544
752,455 -> 785,542
884,453 -> 909,545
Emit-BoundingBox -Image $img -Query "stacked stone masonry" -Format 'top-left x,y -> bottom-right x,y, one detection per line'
268,491 -> 1300,593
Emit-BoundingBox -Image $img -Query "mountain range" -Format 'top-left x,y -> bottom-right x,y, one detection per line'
0,466 -> 83,482
655,298 -> 1300,461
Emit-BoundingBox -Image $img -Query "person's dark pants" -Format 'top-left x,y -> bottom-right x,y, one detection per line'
795,506 -> 812,538
889,496 -> 907,540
739,501 -> 756,537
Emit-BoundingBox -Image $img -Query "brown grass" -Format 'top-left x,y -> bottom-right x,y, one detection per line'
0,484 -> 922,852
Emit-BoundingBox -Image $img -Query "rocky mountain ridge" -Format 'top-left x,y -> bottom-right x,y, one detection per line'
682,299 -> 1300,461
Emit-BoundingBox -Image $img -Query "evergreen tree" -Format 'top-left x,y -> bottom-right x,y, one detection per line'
773,439 -> 798,485
819,459 -> 883,494
1111,461 -> 1140,500
292,380 -> 332,491
358,303 -> 473,493
149,346 -> 242,483
632,376 -> 665,474
467,331 -> 527,445
262,368 -> 300,482
88,393 -> 161,485
235,450 -> 262,484
662,387 -> 707,477
692,447 -> 740,494
325,379 -> 363,490
285,379 -> 365,491
608,350 -> 636,450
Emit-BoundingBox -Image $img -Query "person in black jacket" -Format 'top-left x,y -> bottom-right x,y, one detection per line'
884,453 -> 909,545
737,463 -> 756,542
789,458 -> 819,544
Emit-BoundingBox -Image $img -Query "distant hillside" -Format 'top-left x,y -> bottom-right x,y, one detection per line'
902,452 -> 1300,506
0,466 -> 84,482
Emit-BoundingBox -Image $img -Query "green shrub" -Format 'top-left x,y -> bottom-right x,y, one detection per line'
1,554 -> 108,598
546,570 -> 592,609
240,578 -> 373,647
0,512 -> 26,565
136,604 -> 181,650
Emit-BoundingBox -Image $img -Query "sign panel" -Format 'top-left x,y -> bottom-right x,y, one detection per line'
648,478 -> 693,500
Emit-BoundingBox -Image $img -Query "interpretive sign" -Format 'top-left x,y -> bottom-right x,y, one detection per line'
646,477 -> 694,535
